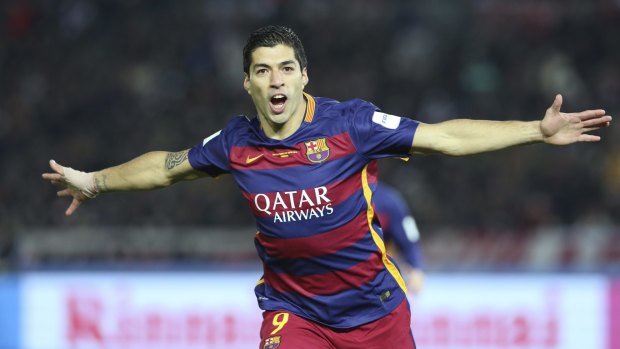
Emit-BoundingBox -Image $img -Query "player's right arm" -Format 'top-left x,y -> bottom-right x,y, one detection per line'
92,150 -> 204,191
42,149 -> 207,216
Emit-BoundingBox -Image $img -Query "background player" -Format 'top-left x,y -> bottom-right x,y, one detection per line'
374,183 -> 425,295
42,25 -> 611,348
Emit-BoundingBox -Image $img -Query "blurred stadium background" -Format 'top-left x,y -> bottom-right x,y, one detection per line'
1,1 -> 619,348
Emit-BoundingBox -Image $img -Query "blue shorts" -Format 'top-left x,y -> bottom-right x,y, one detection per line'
259,299 -> 416,349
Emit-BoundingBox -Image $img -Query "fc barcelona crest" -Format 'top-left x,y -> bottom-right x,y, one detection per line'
263,335 -> 281,349
305,138 -> 330,163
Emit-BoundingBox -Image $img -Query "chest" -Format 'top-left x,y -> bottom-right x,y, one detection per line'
229,133 -> 362,191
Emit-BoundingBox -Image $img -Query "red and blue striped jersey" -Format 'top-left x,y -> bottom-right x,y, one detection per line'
188,93 -> 419,328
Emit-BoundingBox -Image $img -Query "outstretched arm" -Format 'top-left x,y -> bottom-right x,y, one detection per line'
42,150 -> 206,216
411,94 -> 612,156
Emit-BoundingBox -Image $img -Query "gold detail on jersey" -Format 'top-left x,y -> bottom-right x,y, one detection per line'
303,92 -> 316,123
272,150 -> 299,158
246,153 -> 264,164
271,313 -> 289,335
361,164 -> 408,294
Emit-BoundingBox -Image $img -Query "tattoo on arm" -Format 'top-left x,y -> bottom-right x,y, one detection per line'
165,150 -> 188,170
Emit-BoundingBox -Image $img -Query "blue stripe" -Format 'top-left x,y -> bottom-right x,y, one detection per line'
255,269 -> 406,328
258,234 -> 377,276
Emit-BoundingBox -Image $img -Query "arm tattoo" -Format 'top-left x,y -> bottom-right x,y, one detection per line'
165,150 -> 188,170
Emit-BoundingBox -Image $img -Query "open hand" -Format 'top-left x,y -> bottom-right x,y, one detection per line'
541,94 -> 612,145
42,160 -> 96,216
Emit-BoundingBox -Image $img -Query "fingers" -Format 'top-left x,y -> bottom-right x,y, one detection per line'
49,159 -> 65,175
582,126 -> 610,135
42,172 -> 63,181
65,198 -> 82,216
57,188 -> 73,197
581,116 -> 612,128
44,159 -> 87,216
571,116 -> 611,143
42,159 -> 66,182
570,109 -> 608,121
578,134 -> 602,142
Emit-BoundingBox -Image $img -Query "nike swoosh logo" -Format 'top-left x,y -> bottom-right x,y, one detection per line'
245,154 -> 264,164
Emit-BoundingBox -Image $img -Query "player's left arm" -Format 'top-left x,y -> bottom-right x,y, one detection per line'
411,94 -> 612,156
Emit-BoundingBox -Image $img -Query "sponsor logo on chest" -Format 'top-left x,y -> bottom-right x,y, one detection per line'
253,186 -> 334,223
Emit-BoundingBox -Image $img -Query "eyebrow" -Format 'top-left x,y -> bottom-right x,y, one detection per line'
253,60 -> 297,70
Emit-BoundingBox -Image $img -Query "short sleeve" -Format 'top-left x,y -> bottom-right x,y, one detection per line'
347,100 -> 419,159
188,129 -> 230,177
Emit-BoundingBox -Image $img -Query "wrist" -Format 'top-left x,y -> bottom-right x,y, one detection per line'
531,120 -> 545,143
63,167 -> 99,198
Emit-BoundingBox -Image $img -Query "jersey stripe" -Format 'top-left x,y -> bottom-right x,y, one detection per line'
229,132 -> 354,171
256,278 -> 406,329
303,92 -> 316,123
233,154 -> 367,196
255,211 -> 370,259
259,236 -> 376,276
361,163 -> 408,293
242,167 -> 374,219
263,250 -> 384,297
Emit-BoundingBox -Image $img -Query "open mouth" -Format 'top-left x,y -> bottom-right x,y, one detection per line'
269,94 -> 287,114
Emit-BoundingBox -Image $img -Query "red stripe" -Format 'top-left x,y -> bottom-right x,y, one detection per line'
243,167 -> 375,217
256,212 -> 370,258
229,132 -> 355,170
263,251 -> 384,297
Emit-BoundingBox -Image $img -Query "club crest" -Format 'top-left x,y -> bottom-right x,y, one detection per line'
263,335 -> 282,349
305,138 -> 330,163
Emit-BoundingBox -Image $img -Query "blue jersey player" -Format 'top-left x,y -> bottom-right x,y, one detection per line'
373,183 -> 425,295
43,25 -> 612,348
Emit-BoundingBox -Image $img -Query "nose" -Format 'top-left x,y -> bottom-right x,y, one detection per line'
270,70 -> 284,88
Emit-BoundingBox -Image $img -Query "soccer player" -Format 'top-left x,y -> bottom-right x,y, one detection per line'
373,183 -> 425,295
42,25 -> 612,348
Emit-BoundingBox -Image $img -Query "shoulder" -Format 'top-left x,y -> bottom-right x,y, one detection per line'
312,96 -> 380,126
315,96 -> 378,114
218,115 -> 257,140
223,115 -> 254,131
195,115 -> 257,150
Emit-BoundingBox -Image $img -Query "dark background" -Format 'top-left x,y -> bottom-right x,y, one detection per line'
1,0 -> 618,270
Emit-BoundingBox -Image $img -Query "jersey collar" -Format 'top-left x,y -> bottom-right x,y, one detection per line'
303,92 -> 316,123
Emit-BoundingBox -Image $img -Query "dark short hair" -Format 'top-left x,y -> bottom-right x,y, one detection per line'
243,25 -> 308,74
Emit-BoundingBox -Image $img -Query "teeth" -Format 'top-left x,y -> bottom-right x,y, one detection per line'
271,95 -> 286,104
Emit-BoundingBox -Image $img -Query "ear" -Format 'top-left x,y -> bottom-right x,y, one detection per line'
243,73 -> 251,94
301,67 -> 309,88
